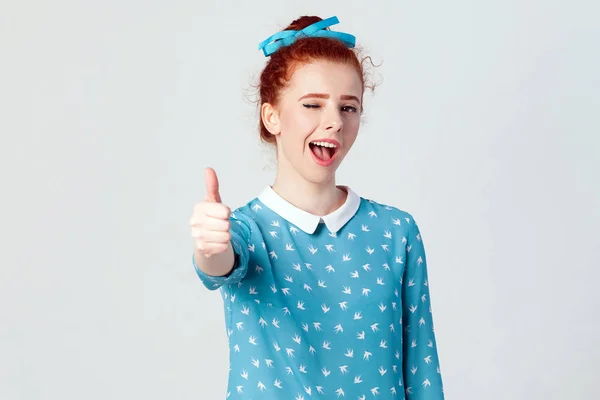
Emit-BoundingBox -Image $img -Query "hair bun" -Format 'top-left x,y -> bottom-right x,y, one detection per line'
285,16 -> 325,32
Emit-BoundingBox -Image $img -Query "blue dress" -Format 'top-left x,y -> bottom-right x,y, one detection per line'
194,186 -> 445,399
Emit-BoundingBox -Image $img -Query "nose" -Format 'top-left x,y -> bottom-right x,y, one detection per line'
323,108 -> 343,132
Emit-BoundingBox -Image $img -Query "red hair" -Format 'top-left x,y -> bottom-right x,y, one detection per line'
257,16 -> 373,145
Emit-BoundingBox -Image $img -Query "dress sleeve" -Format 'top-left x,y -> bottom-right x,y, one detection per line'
401,216 -> 445,399
192,211 -> 253,291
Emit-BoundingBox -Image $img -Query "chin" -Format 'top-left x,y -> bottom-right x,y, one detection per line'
302,160 -> 342,184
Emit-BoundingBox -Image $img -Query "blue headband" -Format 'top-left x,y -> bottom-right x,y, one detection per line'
257,16 -> 356,57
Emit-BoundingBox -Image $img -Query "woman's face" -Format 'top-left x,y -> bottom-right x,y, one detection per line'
262,61 -> 363,185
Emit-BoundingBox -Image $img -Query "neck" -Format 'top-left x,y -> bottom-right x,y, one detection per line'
272,167 -> 346,217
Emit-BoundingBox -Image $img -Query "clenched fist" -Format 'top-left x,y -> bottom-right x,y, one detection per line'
190,168 -> 232,258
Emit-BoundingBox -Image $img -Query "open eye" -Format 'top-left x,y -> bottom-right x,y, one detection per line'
342,105 -> 358,113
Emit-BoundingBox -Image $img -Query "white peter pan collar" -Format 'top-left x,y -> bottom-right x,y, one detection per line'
258,185 -> 361,234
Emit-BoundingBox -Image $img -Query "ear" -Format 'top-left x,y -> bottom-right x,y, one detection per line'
261,102 -> 281,136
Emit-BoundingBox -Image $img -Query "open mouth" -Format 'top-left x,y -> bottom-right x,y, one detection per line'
309,140 -> 339,165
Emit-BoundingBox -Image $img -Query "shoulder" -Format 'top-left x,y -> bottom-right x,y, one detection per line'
356,196 -> 422,235
229,198 -> 260,223
358,196 -> 417,223
229,197 -> 271,232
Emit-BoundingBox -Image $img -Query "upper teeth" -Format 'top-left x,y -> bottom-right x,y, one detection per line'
312,141 -> 337,148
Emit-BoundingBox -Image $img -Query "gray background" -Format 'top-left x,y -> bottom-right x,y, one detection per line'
1,0 -> 599,399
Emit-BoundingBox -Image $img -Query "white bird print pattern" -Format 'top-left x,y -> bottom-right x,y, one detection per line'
193,188 -> 444,399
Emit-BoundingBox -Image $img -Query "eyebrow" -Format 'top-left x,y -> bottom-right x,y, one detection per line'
298,93 -> 361,104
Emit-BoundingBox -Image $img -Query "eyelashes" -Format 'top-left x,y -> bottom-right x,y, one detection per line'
303,104 -> 358,113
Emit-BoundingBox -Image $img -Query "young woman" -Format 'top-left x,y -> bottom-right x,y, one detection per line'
189,15 -> 445,400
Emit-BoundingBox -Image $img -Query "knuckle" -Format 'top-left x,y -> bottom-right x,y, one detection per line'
189,213 -> 201,225
195,202 -> 209,214
192,228 -> 204,239
220,205 -> 231,218
195,213 -> 208,226
193,202 -> 203,214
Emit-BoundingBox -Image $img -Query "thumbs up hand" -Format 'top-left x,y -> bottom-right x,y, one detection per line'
190,168 -> 232,258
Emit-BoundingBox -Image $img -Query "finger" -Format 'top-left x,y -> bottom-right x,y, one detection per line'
189,203 -> 230,225
200,202 -> 231,220
191,228 -> 231,243
195,216 -> 230,232
195,240 -> 229,255
204,167 -> 222,203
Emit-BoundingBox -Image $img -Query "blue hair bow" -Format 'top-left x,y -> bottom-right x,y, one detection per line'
257,16 -> 356,57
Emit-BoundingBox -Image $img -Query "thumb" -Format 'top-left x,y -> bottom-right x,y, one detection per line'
204,167 -> 222,203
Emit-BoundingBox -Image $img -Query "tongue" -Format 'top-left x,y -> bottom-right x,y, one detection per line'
312,145 -> 332,161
